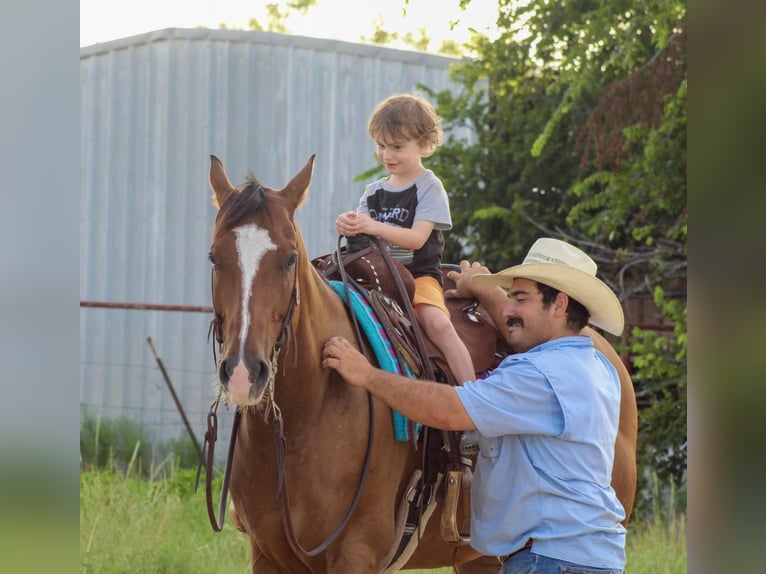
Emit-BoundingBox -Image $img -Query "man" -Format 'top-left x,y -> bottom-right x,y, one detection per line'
321,238 -> 627,573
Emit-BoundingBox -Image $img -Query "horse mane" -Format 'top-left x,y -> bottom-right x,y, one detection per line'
215,173 -> 274,233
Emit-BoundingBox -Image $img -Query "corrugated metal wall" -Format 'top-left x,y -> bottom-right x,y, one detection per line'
80,28 -> 458,449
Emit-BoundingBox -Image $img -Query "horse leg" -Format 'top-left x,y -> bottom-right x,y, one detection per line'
229,500 -> 247,533
324,548 -> 379,574
250,542 -> 294,574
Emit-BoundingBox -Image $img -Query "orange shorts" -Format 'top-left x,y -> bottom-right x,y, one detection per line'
413,275 -> 450,317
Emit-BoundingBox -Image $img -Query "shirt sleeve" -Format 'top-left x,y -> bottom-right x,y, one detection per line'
356,182 -> 375,214
454,357 -> 565,437
414,174 -> 452,230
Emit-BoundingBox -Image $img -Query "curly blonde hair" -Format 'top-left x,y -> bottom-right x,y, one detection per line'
367,93 -> 443,156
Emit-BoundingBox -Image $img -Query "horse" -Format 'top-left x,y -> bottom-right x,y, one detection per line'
205,154 -> 637,573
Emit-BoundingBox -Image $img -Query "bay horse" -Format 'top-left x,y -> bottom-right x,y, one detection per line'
205,154 -> 637,573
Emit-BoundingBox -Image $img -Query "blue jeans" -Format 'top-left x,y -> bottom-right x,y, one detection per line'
500,548 -> 625,574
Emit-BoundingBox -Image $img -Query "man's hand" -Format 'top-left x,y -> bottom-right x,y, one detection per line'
445,260 -> 511,344
444,260 -> 493,300
321,336 -> 375,388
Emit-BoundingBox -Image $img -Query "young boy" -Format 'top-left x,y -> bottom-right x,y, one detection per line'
335,93 -> 475,385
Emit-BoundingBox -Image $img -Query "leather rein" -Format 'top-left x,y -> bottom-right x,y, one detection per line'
196,245 -> 376,558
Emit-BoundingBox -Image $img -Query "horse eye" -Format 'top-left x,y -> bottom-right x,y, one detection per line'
208,251 -> 218,267
284,253 -> 298,271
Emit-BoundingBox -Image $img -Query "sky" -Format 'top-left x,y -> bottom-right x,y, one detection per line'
80,0 -> 500,51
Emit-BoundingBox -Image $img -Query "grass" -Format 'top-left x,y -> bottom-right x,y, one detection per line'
80,464 -> 686,573
80,467 -> 250,574
625,513 -> 687,572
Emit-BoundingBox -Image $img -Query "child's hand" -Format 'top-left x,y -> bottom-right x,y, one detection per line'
353,213 -> 375,235
335,211 -> 359,236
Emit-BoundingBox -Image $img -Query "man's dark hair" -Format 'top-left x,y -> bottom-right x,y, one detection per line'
537,282 -> 590,331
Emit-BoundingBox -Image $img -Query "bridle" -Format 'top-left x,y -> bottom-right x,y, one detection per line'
197,259 -> 298,531
196,246 -> 376,558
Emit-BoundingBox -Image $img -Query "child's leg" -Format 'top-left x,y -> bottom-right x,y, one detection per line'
417,304 -> 475,384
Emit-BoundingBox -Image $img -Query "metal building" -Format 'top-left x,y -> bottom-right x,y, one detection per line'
80,28 -> 458,449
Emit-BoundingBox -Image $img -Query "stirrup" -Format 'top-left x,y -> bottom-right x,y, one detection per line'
440,469 -> 471,545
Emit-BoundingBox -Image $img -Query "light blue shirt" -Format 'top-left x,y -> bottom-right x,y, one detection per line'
454,336 -> 626,569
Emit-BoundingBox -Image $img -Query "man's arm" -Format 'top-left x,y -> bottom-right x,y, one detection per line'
321,336 -> 476,431
445,260 -> 510,342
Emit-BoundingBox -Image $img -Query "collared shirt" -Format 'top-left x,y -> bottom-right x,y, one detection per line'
454,336 -> 627,569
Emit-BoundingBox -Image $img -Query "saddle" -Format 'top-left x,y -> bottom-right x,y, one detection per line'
312,248 -> 506,380
312,236 -> 510,556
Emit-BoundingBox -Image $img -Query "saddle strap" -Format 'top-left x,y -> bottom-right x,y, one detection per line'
368,236 -> 436,381
364,288 -> 424,377
334,235 -> 367,350
381,471 -> 443,573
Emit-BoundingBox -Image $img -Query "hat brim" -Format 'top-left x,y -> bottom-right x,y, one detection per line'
474,264 -> 624,336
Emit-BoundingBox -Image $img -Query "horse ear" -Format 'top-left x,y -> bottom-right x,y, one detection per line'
209,154 -> 237,209
281,154 -> 315,212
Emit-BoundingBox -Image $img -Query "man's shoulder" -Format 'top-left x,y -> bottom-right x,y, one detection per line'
535,336 -> 593,352
501,337 -> 593,368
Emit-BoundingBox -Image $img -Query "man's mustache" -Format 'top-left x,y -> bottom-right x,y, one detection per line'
506,317 -> 523,328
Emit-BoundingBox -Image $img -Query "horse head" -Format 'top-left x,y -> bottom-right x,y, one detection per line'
208,154 -> 314,407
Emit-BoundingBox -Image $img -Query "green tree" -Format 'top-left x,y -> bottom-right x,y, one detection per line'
222,0 -> 318,33
425,0 -> 687,518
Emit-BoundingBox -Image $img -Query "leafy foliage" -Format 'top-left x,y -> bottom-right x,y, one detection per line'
425,0 -> 687,516
629,287 -> 687,507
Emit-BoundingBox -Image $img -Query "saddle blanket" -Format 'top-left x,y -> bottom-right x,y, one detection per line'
328,281 -> 420,442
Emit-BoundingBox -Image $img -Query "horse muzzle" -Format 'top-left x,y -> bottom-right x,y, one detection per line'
218,355 -> 271,406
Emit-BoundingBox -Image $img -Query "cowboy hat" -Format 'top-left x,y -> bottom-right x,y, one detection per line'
473,238 -> 624,335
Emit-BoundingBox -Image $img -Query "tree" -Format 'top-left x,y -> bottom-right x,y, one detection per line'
425,0 -> 687,518
226,1 -> 318,34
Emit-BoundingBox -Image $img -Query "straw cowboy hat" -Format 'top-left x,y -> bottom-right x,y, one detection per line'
474,237 -> 624,336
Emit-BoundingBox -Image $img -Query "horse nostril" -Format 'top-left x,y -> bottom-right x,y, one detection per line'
219,356 -> 237,385
244,358 -> 270,385
247,361 -> 262,384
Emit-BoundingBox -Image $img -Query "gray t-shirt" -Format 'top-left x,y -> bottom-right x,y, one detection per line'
357,170 -> 451,282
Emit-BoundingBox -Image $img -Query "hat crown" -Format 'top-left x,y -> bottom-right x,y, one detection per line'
523,238 -> 597,276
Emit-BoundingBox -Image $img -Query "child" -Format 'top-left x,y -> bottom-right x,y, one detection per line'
335,93 -> 475,385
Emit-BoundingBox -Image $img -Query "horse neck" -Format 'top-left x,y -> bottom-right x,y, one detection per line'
271,242 -> 356,419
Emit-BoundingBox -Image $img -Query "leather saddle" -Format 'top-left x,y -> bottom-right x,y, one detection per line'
311,250 -> 507,380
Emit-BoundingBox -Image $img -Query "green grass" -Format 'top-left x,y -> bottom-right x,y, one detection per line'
81,467 -> 251,574
625,513 -> 687,572
80,467 -> 686,574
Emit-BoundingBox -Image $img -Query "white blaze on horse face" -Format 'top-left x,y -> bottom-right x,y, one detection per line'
234,223 -> 275,358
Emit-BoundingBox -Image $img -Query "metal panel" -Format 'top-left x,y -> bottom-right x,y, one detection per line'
80,28 -> 458,448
